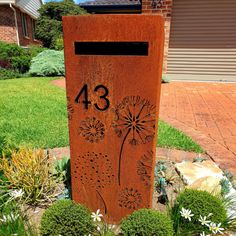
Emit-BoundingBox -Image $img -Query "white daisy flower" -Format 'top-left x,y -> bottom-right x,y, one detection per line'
91,209 -> 103,222
199,215 -> 211,226
180,207 -> 194,221
213,222 -> 224,234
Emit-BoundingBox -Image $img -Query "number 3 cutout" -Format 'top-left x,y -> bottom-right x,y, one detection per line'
94,85 -> 110,111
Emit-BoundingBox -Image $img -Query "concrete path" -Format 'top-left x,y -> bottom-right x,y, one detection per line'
52,78 -> 236,174
160,82 -> 236,174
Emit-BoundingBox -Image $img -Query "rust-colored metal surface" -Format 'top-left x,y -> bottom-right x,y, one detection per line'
63,15 -> 164,223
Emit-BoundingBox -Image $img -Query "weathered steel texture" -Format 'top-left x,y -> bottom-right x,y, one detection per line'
63,14 -> 164,223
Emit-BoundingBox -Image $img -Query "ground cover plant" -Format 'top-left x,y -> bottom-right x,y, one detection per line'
0,77 -> 203,152
29,50 -> 65,76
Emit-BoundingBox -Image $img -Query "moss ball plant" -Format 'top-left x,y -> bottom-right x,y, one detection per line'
40,200 -> 94,236
120,209 -> 174,236
172,189 -> 228,234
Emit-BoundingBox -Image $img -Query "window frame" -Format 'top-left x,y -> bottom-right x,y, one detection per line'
21,13 -> 29,37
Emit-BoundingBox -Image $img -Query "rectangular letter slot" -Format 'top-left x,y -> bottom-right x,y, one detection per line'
74,42 -> 149,56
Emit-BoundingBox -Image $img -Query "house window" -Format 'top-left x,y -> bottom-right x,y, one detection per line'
31,19 -> 36,39
21,13 -> 28,37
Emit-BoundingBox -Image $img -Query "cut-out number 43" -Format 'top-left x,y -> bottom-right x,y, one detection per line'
75,84 -> 110,111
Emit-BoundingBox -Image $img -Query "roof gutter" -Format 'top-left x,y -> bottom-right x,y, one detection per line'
9,3 -> 20,46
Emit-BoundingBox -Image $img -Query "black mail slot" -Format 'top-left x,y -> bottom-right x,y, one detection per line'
74,42 -> 149,56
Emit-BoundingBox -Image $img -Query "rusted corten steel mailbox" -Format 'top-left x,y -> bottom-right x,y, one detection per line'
63,15 -> 164,223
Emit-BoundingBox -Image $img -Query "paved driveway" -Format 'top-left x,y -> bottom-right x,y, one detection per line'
160,82 -> 236,174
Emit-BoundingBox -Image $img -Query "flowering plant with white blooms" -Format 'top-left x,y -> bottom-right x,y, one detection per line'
180,207 -> 194,221
91,209 -> 116,236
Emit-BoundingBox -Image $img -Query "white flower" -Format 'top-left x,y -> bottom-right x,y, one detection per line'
208,222 -> 216,232
91,209 -> 103,222
10,189 -> 24,199
199,215 -> 211,226
97,226 -> 101,231
180,207 -> 194,221
210,222 -> 224,234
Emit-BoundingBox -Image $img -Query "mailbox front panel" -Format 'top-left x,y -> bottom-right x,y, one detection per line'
63,15 -> 164,223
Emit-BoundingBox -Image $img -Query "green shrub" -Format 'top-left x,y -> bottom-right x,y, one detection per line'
29,50 -> 64,76
120,209 -> 174,236
27,45 -> 46,58
36,1 -> 86,48
0,41 -> 24,59
11,56 -> 31,74
40,200 -> 94,236
54,36 -> 64,50
172,189 -> 228,234
0,69 -> 21,80
0,41 -> 31,73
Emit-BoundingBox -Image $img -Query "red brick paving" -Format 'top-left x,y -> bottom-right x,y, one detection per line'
52,78 -> 236,174
160,82 -> 236,175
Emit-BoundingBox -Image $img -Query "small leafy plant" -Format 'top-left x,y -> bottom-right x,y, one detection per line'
40,199 -> 94,236
120,209 -> 174,236
171,189 -> 228,235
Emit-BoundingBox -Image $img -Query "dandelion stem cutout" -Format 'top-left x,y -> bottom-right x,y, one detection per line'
112,96 -> 156,185
63,15 -> 164,223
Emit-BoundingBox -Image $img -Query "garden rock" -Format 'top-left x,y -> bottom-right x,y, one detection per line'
187,176 -> 221,195
175,160 -> 223,185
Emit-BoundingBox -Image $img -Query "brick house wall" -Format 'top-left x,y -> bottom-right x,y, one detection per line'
15,7 -> 41,46
142,0 -> 173,72
0,5 -> 17,44
0,5 -> 41,46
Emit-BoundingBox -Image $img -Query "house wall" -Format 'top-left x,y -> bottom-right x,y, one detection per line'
15,7 -> 41,46
0,5 -> 41,46
142,0 -> 173,72
0,5 -> 17,44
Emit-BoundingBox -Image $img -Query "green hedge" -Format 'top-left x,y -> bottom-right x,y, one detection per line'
0,41 -> 46,78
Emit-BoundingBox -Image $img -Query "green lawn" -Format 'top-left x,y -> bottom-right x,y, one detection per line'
0,77 -> 203,153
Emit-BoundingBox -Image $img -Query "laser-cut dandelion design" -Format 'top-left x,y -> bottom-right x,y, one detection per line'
137,151 -> 153,187
112,96 -> 156,185
78,117 -> 105,143
74,151 -> 115,213
118,188 -> 142,210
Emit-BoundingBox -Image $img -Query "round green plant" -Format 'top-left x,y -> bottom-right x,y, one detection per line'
120,209 -> 174,236
172,189 -> 228,234
40,199 -> 94,236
